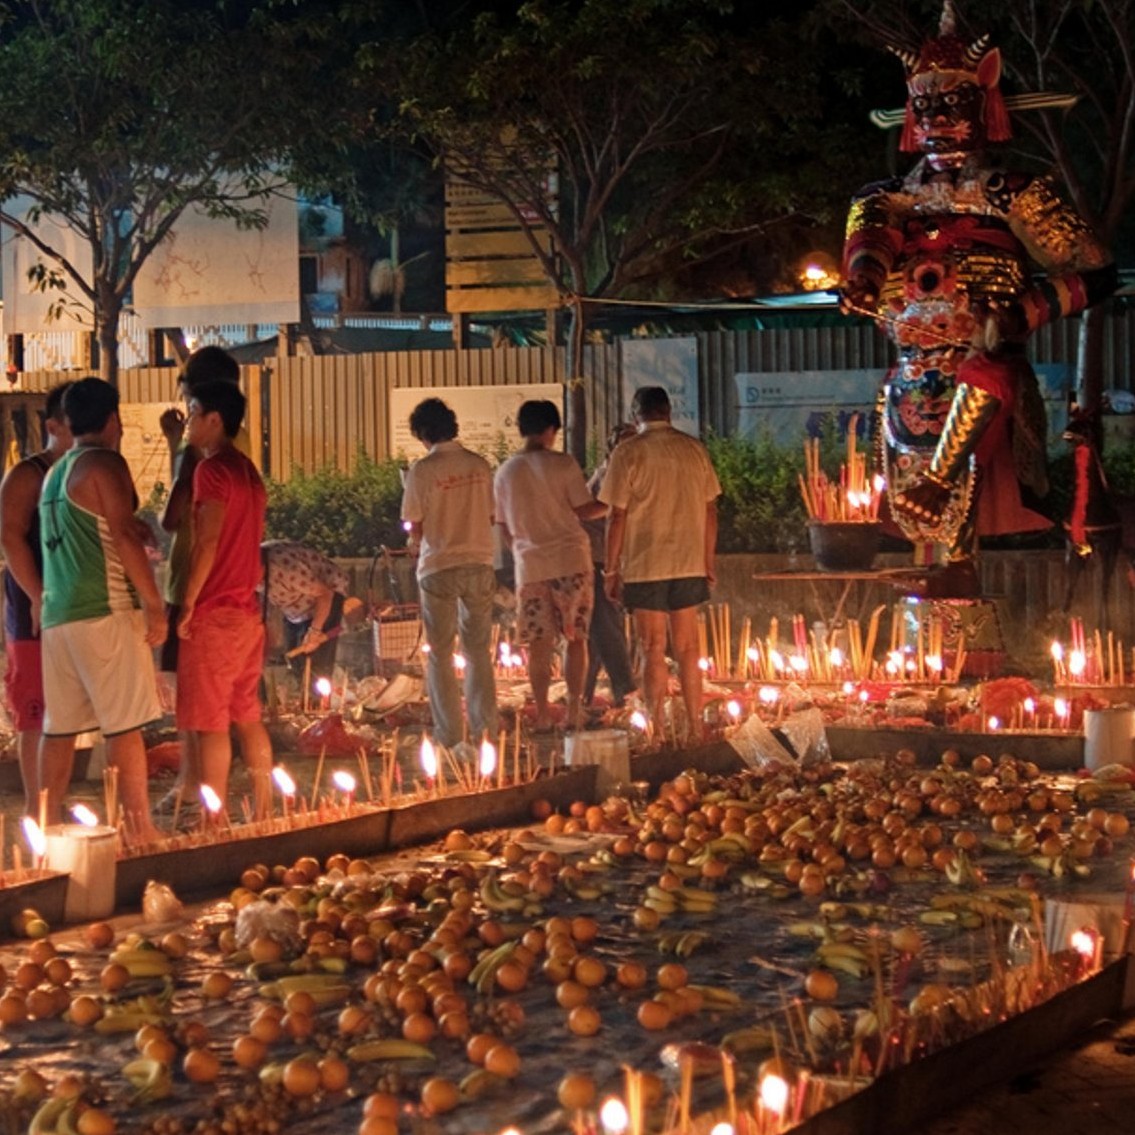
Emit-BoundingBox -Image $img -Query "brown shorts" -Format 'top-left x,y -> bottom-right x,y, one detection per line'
518,572 -> 593,645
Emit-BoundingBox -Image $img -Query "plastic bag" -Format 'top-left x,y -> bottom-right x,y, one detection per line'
141,880 -> 184,923
235,900 -> 302,952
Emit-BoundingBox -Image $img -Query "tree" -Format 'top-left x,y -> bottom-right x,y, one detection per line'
822,0 -> 1135,412
367,0 -> 867,462
0,0 -> 345,384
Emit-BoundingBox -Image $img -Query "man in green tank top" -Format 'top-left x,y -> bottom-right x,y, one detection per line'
38,378 -> 166,845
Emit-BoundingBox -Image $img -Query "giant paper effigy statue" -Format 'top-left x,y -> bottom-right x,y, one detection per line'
840,0 -> 1117,597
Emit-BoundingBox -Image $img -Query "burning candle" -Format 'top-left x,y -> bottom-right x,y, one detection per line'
1070,926 -> 1101,971
272,766 -> 297,818
21,817 -> 46,870
453,652 -> 466,674
758,686 -> 779,710
332,770 -> 356,811
479,738 -> 498,786
769,649 -> 785,676
759,1072 -> 789,1130
315,676 -> 332,713
988,716 -> 1000,733
1023,697 -> 1036,729
420,736 -> 438,784
199,785 -> 225,826
710,1125 -> 736,1135
1069,649 -> 1086,681
726,699 -> 742,722
599,1098 -> 629,1135
1054,697 -> 1070,731
69,803 -> 100,827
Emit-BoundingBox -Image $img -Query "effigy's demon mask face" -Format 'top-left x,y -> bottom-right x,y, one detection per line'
908,71 -> 985,154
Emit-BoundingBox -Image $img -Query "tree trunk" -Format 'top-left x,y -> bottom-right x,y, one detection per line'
565,296 -> 587,467
1075,304 -> 1108,417
97,305 -> 120,388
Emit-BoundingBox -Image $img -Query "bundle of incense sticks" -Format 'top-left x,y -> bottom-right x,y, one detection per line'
799,414 -> 882,522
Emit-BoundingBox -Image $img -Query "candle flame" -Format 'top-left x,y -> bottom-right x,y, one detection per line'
859,689 -> 869,703
759,1072 -> 789,1116
272,767 -> 297,797
420,737 -> 438,778
726,699 -> 742,719
710,1124 -> 736,1135
332,770 -> 356,793
1069,649 -> 1086,677
453,653 -> 466,671
789,654 -> 808,673
769,649 -> 784,672
988,716 -> 1000,732
315,676 -> 332,697
1070,927 -> 1097,961
70,803 -> 99,827
1054,697 -> 1069,719
1024,697 -> 1035,714
1050,641 -> 1065,661
925,654 -> 943,673
758,686 -> 779,706
21,816 -> 46,857
598,1097 -> 629,1135
842,680 -> 854,695
199,785 -> 223,814
479,740 -> 497,777
629,710 -> 648,732
697,657 -> 710,672
746,646 -> 760,661
829,647 -> 844,667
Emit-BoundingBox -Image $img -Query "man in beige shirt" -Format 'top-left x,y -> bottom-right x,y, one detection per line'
599,386 -> 720,741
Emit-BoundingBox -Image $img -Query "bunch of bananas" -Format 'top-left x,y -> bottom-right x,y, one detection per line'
479,874 -> 542,916
467,940 -> 519,995
813,941 -> 876,980
107,940 -> 173,981
641,884 -> 719,916
656,930 -> 710,958
122,1057 -> 173,1102
258,973 -> 352,1006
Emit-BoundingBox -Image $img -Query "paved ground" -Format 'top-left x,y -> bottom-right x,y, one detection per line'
920,1009 -> 1135,1135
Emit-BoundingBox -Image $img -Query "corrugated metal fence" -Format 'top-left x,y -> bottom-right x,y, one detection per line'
12,308 -> 1135,477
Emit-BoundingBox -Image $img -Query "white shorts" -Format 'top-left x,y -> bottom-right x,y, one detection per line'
42,610 -> 163,737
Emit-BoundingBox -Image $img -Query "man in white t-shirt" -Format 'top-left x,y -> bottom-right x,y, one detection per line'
494,400 -> 605,732
401,398 -> 497,750
600,386 -> 721,741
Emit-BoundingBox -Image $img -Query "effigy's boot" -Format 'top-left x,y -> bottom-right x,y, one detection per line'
892,384 -> 1001,529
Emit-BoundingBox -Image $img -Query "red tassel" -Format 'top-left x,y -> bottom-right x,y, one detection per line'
984,87 -> 1012,142
899,103 -> 919,152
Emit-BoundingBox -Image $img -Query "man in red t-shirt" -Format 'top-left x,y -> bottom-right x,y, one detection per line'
177,381 -> 271,820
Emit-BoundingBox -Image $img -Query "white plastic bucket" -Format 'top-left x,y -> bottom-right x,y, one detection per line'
563,729 -> 630,796
44,824 -> 118,922
1082,707 -> 1135,772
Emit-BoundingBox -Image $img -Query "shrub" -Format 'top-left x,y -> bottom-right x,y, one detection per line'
265,451 -> 406,557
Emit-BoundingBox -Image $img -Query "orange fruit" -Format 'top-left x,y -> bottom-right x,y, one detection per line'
569,916 -> 599,944
420,1077 -> 461,1114
402,1012 -> 436,1044
183,1048 -> 221,1084
232,1034 -> 268,1070
494,960 -> 528,994
656,963 -> 688,990
804,969 -> 839,1002
572,956 -> 607,988
465,1032 -> 497,1065
318,1054 -> 350,1093
83,922 -> 115,950
200,971 -> 233,1000
483,1043 -> 521,1079
567,1005 -> 601,1036
555,980 -> 590,1010
282,1057 -> 321,1098
637,998 -> 673,1031
68,995 -> 103,1028
363,1092 -> 400,1121
616,961 -> 648,990
558,1072 -> 597,1111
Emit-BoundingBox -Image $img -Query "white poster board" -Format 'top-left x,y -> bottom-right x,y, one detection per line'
1,196 -> 94,333
389,384 -> 565,464
133,187 -> 299,328
119,403 -> 174,510
621,337 -> 699,433
735,370 -> 878,444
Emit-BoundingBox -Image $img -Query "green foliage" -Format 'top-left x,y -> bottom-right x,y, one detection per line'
706,431 -> 809,553
264,452 -> 407,558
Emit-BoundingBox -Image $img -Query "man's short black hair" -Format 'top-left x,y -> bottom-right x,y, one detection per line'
409,398 -> 458,445
63,378 -> 119,436
631,386 -> 671,420
44,381 -> 73,423
191,380 -> 246,438
182,345 -> 240,391
517,399 -> 561,437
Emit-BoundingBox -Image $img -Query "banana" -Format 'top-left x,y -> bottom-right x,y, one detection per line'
643,896 -> 677,916
675,931 -> 710,958
459,1068 -> 508,1099
260,975 -> 352,1005
818,902 -> 848,921
706,832 -> 752,857
562,876 -> 605,901
919,909 -> 959,926
29,1099 -> 71,1135
656,931 -> 684,954
315,955 -> 349,975
816,953 -> 870,980
109,946 -> 174,978
54,1102 -> 83,1135
674,885 -> 718,906
122,1057 -> 174,1102
480,874 -> 527,914
786,920 -> 828,939
346,1039 -> 437,1062
685,984 -> 742,1009
944,850 -> 984,888
738,871 -> 772,892
94,1009 -> 169,1034
720,1025 -> 777,1054
446,848 -> 493,862
467,941 -> 517,988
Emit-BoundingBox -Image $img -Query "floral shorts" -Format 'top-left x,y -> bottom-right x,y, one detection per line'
518,572 -> 593,645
